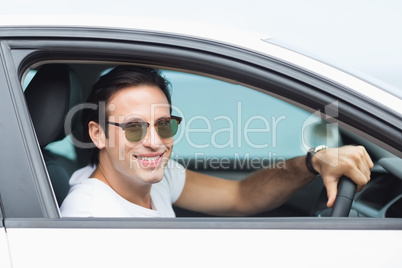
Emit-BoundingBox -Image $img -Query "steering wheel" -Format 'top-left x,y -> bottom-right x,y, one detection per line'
330,176 -> 357,217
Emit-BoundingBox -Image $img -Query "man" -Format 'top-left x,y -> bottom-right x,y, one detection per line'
60,66 -> 373,217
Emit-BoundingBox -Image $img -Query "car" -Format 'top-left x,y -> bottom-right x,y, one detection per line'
0,16 -> 401,267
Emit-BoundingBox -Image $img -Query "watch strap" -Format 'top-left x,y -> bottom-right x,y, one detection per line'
306,145 -> 328,175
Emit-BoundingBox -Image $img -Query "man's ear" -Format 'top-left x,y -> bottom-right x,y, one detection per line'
88,121 -> 106,149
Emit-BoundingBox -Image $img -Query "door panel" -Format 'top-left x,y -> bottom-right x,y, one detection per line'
6,223 -> 402,268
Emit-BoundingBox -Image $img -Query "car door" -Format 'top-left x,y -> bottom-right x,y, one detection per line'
1,26 -> 402,268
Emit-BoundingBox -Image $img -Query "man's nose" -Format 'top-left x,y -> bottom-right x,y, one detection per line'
141,125 -> 162,149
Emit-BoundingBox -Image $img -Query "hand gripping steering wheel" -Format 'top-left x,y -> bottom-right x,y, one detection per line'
330,176 -> 357,217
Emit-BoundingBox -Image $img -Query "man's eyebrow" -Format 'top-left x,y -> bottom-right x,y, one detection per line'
156,116 -> 171,121
124,116 -> 143,122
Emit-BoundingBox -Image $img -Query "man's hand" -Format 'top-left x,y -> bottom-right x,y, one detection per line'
312,145 -> 374,208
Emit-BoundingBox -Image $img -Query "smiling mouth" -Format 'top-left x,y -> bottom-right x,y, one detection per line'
131,153 -> 164,168
133,153 -> 164,161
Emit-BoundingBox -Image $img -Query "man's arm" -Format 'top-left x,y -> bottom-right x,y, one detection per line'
173,145 -> 373,216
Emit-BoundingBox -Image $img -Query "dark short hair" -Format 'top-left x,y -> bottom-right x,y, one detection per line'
82,65 -> 172,166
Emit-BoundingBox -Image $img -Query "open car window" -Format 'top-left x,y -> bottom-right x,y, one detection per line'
21,63 -> 402,219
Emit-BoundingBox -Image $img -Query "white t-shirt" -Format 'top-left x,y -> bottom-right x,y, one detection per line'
60,159 -> 186,217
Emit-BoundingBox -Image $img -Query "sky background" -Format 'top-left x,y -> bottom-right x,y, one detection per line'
3,0 -> 402,93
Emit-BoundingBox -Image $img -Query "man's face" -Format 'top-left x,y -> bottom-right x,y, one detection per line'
102,85 -> 173,186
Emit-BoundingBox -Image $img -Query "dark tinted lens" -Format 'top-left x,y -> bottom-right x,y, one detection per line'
157,119 -> 178,139
125,122 -> 147,142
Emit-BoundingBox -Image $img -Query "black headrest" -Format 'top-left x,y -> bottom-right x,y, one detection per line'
25,64 -> 82,147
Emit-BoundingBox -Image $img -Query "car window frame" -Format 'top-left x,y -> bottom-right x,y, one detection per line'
1,27 -> 401,231
0,42 -> 58,219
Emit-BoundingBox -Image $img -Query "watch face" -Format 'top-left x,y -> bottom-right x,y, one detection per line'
314,145 -> 328,153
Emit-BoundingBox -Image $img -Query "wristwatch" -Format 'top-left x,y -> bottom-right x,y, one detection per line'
306,145 -> 328,175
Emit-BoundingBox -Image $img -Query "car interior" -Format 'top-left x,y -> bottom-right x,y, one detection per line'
23,62 -> 402,218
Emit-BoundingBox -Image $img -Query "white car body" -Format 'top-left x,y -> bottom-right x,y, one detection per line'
0,15 -> 401,267
6,228 -> 402,268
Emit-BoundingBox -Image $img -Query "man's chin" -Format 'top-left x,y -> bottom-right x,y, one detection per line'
143,170 -> 165,184
138,164 -> 165,182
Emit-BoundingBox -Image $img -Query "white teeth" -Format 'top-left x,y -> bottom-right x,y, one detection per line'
136,155 -> 160,161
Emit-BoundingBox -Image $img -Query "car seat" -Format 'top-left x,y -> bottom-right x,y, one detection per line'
24,64 -> 83,206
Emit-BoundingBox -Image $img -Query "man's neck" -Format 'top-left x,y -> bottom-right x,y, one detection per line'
91,164 -> 153,209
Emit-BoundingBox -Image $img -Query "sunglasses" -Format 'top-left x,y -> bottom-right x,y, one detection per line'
107,116 -> 182,142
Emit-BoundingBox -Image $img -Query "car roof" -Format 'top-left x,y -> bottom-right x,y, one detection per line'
0,15 -> 401,115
